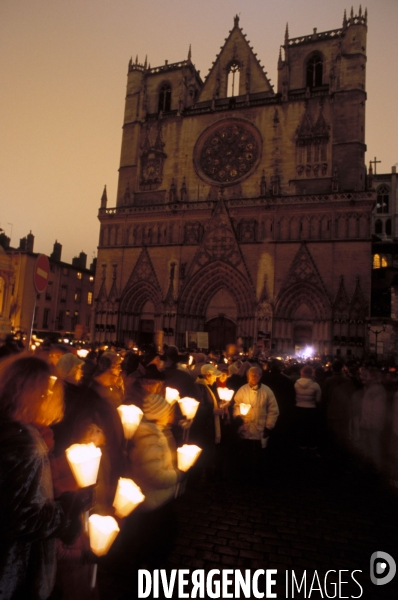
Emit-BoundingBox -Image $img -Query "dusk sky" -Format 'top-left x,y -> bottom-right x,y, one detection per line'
1,0 -> 397,264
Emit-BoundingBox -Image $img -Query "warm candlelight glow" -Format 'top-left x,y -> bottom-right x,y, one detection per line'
177,444 -> 202,472
217,388 -> 234,402
239,403 -> 251,416
113,478 -> 145,518
165,387 -> 180,404
77,348 -> 89,358
178,397 -> 199,420
117,405 -> 143,439
88,514 -> 120,556
65,443 -> 102,488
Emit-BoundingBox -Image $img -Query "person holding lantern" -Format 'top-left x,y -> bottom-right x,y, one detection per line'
233,365 -> 279,482
98,367 -> 182,595
0,354 -> 91,600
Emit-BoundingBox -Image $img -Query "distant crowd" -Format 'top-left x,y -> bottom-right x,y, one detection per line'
0,334 -> 397,599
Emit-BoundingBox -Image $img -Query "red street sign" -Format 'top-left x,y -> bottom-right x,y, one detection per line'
34,254 -> 50,293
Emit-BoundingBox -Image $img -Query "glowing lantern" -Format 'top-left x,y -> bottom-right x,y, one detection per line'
177,444 -> 202,472
117,404 -> 143,439
165,387 -> 180,404
65,443 -> 102,488
88,514 -> 120,556
113,478 -> 145,518
239,403 -> 251,416
217,388 -> 234,402
77,348 -> 89,358
178,397 -> 199,420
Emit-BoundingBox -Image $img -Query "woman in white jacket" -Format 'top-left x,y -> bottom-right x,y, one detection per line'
294,364 -> 321,451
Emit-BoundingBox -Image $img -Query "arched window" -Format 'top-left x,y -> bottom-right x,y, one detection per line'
306,54 -> 323,88
373,254 -> 381,269
375,219 -> 383,235
376,185 -> 390,214
227,62 -> 240,97
386,219 -> 392,236
158,84 -> 171,113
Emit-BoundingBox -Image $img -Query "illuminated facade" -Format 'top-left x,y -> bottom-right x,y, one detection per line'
94,10 -> 375,357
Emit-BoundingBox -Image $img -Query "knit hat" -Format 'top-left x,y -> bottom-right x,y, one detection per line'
143,393 -> 170,422
57,353 -> 84,381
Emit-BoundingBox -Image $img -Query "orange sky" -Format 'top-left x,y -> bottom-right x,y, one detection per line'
1,0 -> 397,263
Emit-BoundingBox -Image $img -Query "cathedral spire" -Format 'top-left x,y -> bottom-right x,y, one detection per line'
233,14 -> 240,28
144,55 -> 147,69
284,23 -> 289,46
100,185 -> 108,209
343,9 -> 347,28
188,44 -> 192,61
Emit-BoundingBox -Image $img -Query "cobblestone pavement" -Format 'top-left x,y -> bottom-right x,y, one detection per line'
165,452 -> 398,600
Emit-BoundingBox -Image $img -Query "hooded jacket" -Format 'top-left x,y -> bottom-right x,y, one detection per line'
294,378 -> 321,408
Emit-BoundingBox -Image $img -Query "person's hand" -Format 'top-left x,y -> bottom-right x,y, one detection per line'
179,418 -> 192,430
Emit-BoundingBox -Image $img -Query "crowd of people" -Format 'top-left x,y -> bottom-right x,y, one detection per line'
0,336 -> 397,599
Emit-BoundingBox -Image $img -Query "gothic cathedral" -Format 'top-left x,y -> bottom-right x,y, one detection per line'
94,9 -> 374,357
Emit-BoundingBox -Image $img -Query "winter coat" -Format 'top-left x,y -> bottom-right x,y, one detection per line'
233,383 -> 279,440
0,421 -> 68,600
294,378 -> 321,409
128,418 -> 178,511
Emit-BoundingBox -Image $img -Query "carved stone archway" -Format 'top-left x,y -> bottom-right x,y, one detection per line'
178,261 -> 256,349
274,282 -> 331,355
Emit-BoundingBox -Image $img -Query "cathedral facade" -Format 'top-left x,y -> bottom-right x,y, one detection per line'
94,9 -> 374,357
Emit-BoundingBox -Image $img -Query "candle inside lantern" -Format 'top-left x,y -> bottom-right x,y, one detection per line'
177,444 -> 202,472
165,387 -> 180,404
217,388 -> 234,402
88,514 -> 120,556
117,404 -> 143,439
239,403 -> 251,416
65,443 -> 102,488
178,397 -> 199,420
113,478 -> 145,518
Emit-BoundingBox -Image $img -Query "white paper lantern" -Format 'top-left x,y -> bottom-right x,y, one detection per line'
178,397 -> 199,420
65,443 -> 102,488
117,404 -> 143,439
177,444 -> 202,472
217,388 -> 234,402
165,387 -> 180,404
113,478 -> 145,518
88,514 -> 120,556
239,403 -> 251,416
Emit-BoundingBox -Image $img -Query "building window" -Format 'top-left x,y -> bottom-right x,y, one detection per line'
86,314 -> 91,328
58,310 -> 64,329
376,185 -> 390,214
74,288 -> 82,302
373,254 -> 388,269
42,308 -> 50,329
227,62 -> 240,97
61,285 -> 67,302
77,272 -> 82,280
306,54 -> 323,88
158,84 -> 171,113
46,281 -> 53,301
386,219 -> 392,236
62,268 -> 68,276
71,311 -> 79,329
375,219 -> 383,235
87,292 -> 93,305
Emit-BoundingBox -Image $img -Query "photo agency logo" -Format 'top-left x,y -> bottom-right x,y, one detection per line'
370,552 -> 396,586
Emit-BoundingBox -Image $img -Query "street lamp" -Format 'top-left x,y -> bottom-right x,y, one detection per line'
367,321 -> 386,360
